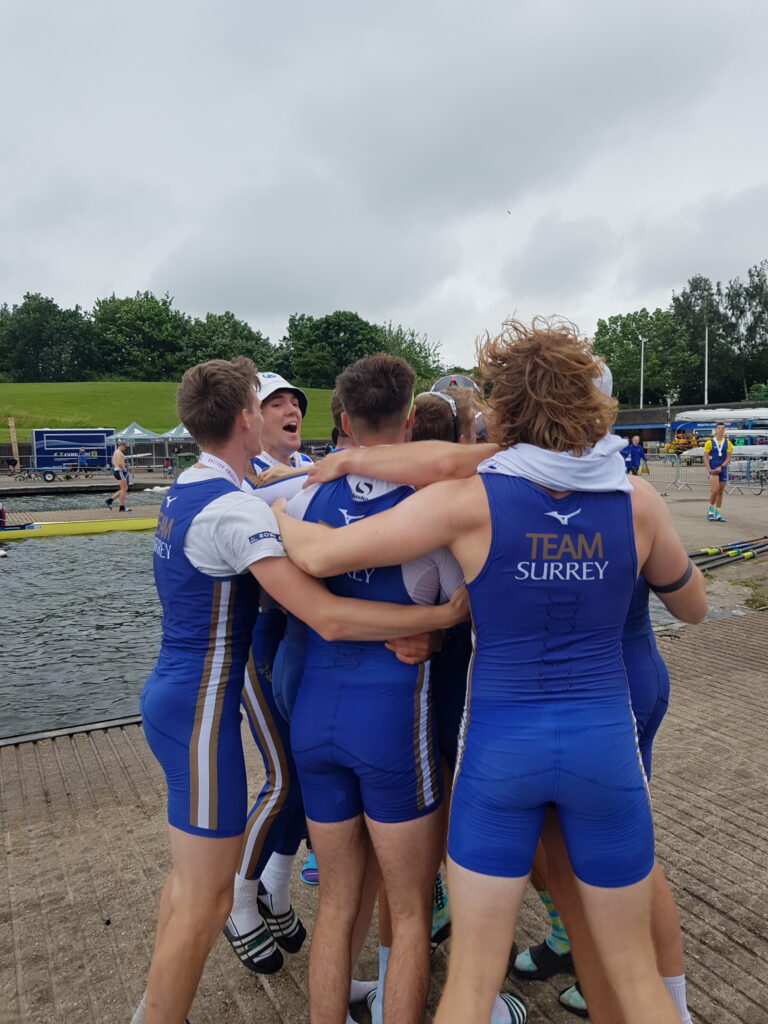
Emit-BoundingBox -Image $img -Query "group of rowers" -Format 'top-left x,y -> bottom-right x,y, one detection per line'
131,316 -> 706,1024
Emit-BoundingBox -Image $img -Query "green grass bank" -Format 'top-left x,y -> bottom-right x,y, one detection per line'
0,382 -> 335,444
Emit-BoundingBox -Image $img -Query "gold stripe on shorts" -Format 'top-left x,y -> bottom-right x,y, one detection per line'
206,582 -> 237,830
240,654 -> 291,878
189,582 -> 222,828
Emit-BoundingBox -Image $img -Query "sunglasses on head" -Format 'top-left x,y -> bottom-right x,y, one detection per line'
416,390 -> 459,443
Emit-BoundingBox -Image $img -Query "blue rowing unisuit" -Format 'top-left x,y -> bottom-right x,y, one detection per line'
449,475 -> 654,887
622,576 -> 670,779
141,477 -> 259,838
290,476 -> 442,825
703,438 -> 732,482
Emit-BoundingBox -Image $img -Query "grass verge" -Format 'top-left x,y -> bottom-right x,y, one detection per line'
0,382 -> 334,443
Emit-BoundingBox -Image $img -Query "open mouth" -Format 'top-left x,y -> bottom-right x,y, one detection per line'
283,423 -> 298,434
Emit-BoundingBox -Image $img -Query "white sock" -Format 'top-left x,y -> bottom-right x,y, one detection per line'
349,978 -> 377,1003
663,974 -> 693,1024
260,852 -> 295,914
228,873 -> 263,933
374,945 -> 390,1020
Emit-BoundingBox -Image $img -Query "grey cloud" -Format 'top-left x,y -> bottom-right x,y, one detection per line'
623,185 -> 768,294
0,175 -> 185,304
0,0 -> 766,363
151,165 -> 458,323
501,212 -> 620,305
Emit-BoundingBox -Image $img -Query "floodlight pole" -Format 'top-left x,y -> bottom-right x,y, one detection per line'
639,334 -> 645,410
704,324 -> 709,406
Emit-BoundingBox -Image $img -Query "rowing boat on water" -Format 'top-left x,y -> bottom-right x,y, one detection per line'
0,516 -> 158,541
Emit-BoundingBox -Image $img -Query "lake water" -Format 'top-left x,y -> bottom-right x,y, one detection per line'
0,491 -> 747,737
0,526 -> 160,738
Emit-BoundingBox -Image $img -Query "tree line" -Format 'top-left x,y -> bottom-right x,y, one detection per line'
0,293 -> 451,392
2,261 -> 768,404
592,261 -> 768,406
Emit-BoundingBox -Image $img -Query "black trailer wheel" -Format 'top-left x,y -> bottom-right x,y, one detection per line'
42,471 -> 56,483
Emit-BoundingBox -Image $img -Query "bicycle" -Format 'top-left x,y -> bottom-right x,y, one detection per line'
748,465 -> 768,495
13,467 -> 60,483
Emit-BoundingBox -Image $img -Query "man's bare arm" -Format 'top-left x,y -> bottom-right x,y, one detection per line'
631,478 -> 707,624
251,556 -> 468,641
302,441 -> 499,489
273,480 -> 476,578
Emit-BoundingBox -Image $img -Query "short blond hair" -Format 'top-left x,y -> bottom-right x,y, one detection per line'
477,317 -> 616,455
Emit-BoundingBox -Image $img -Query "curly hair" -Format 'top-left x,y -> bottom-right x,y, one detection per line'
476,317 -> 616,455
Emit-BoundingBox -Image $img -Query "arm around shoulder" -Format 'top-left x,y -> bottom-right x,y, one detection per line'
274,478 -> 479,578
302,441 -> 499,490
249,554 -> 468,642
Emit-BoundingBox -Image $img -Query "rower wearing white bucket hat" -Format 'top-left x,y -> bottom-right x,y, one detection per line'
226,372 -> 314,976
246,373 -> 313,477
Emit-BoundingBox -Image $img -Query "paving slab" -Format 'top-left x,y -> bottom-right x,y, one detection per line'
1,488 -> 766,1023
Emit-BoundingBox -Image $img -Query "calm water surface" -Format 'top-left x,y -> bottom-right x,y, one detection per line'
7,487 -> 169,514
0,526 -> 160,737
0,492 -> 745,736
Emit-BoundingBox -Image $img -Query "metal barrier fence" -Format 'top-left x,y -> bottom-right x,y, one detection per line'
644,453 -> 680,490
645,452 -> 768,494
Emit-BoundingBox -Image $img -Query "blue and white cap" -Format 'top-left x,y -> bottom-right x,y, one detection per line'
256,372 -> 308,417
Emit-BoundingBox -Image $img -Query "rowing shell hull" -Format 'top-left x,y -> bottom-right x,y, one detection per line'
0,517 -> 158,542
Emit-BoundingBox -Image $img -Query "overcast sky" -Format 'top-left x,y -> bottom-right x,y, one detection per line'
2,1 -> 767,367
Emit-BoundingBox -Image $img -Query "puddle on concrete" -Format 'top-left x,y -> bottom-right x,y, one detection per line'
650,578 -> 755,631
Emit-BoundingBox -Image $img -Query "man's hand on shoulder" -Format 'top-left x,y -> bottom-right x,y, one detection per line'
302,451 -> 351,488
253,465 -> 307,487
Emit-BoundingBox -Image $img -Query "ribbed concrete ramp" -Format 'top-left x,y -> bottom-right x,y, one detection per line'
1,613 -> 766,1023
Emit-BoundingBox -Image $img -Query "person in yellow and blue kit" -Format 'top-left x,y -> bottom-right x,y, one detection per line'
703,423 -> 733,521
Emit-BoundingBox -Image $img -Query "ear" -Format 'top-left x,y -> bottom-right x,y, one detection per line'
235,406 -> 251,431
341,411 -> 353,437
405,406 -> 416,430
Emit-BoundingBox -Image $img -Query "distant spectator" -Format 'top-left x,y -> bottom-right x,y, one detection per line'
105,441 -> 132,513
622,435 -> 648,475
0,498 -> 6,528
5,457 -> 18,476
